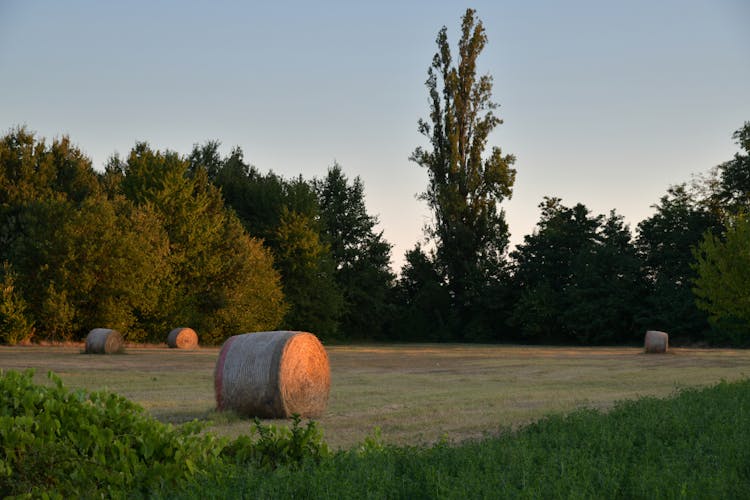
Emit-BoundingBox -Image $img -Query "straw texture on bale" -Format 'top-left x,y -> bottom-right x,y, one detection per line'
644,330 -> 669,353
167,327 -> 198,349
85,328 -> 124,354
214,331 -> 330,418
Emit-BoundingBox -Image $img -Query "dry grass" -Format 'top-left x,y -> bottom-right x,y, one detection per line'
1,343 -> 748,449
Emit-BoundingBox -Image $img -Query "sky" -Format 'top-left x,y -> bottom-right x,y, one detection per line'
1,1 -> 749,271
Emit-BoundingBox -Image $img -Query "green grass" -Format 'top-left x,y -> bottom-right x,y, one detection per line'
180,379 -> 750,499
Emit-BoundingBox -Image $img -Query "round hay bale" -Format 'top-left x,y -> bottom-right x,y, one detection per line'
214,331 -> 330,418
644,330 -> 669,353
85,328 -> 124,354
167,327 -> 198,349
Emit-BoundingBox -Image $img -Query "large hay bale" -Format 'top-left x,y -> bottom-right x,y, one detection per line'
167,327 -> 198,349
644,330 -> 669,353
214,331 -> 330,418
85,328 -> 124,354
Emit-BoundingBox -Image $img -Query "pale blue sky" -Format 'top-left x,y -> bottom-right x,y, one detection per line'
2,1 -> 748,270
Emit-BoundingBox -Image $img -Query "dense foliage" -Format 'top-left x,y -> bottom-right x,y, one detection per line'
693,213 -> 750,345
0,369 -> 222,497
510,199 -> 644,344
0,130 -> 285,344
0,370 -> 330,498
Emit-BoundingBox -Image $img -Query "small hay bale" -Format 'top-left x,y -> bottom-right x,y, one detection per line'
214,331 -> 330,418
644,330 -> 669,353
167,327 -> 198,349
85,328 -> 124,354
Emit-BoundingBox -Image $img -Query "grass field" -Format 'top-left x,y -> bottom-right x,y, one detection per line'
1,343 -> 749,449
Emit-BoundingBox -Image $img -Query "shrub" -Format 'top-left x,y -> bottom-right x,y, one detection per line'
221,415 -> 330,471
0,369 -> 223,497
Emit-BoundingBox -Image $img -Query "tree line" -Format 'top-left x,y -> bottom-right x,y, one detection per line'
1,9 -> 748,346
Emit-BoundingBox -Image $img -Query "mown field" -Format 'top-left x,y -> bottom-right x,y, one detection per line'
1,343 -> 748,449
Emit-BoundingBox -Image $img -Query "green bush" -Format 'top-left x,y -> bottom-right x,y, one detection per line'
0,369 -> 223,498
220,414 -> 330,471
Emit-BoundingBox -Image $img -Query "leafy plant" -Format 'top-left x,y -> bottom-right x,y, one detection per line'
0,369 -> 224,497
221,414 -> 330,471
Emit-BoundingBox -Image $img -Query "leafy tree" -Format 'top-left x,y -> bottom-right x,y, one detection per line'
710,122 -> 750,216
0,126 -> 100,207
0,129 -> 171,342
510,199 -> 643,344
0,127 -> 101,261
635,185 -> 722,342
410,9 -> 516,338
273,208 -> 343,339
510,198 -> 601,342
6,196 -> 170,341
316,164 -> 394,339
188,139 -> 224,180
692,215 -> 750,347
0,262 -> 34,345
115,143 -> 286,342
391,245 -> 453,341
562,211 -> 645,344
687,123 -> 750,346
692,213 -> 750,345
196,144 -> 344,338
201,215 -> 288,344
200,145 -> 285,239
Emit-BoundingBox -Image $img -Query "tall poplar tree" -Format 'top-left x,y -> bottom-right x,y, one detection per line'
410,9 -> 516,337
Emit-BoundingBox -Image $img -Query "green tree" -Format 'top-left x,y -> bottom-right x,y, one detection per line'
692,213 -> 750,345
410,9 -> 516,338
0,128 -> 170,342
392,245 -> 453,341
0,126 -> 100,207
7,196 -> 170,341
711,122 -> 750,216
316,164 -> 394,339
562,211 -> 645,344
273,208 -> 343,339
635,185 -> 722,342
188,139 -> 223,180
202,214 -> 288,343
116,143 -> 286,342
0,262 -> 34,345
510,198 -> 601,343
200,145 -> 285,239
0,127 -> 101,261
198,144 -> 344,338
510,199 -> 643,344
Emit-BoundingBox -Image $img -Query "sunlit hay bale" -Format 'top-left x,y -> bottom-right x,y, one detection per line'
214,331 -> 330,418
167,327 -> 198,349
644,330 -> 669,353
84,328 -> 124,354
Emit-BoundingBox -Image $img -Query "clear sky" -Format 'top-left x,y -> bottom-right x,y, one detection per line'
2,1 -> 749,271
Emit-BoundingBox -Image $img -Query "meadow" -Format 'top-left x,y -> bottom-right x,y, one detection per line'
2,343 -> 748,449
